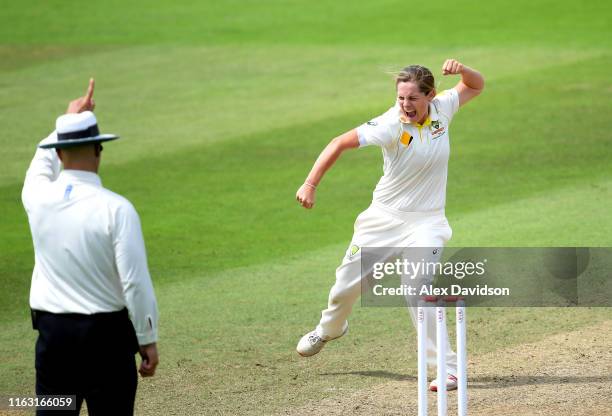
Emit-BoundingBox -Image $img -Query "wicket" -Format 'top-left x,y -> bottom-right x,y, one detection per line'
417,296 -> 467,416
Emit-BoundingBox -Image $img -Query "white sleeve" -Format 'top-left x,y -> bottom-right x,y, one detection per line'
21,132 -> 61,212
113,201 -> 159,345
435,88 -> 460,121
356,110 -> 397,148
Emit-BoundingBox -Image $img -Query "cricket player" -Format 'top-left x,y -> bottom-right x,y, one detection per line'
295,59 -> 484,391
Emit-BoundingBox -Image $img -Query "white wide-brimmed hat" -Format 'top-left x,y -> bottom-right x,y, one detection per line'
39,111 -> 119,149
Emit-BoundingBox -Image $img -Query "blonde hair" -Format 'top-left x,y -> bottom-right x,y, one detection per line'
395,65 -> 436,95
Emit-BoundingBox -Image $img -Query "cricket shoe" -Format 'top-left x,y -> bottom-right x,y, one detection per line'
429,374 -> 458,392
296,325 -> 348,357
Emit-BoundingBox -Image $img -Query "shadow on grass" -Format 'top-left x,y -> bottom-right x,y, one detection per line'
318,372 -> 612,390
469,375 -> 612,389
319,370 -> 416,381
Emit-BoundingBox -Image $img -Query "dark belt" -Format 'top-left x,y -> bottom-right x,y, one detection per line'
31,308 -> 129,330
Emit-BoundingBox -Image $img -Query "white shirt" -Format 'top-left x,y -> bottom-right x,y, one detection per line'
356,88 -> 460,212
22,132 -> 159,345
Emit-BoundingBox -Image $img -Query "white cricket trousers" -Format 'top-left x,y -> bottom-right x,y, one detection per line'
316,201 -> 457,373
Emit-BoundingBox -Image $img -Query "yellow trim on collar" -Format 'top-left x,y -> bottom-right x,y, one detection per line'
416,116 -> 432,127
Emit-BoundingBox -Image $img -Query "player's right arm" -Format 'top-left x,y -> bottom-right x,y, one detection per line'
296,109 -> 396,209
296,129 -> 360,209
22,79 -> 97,211
21,132 -> 62,213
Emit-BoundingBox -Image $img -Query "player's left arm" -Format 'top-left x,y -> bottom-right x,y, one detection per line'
442,59 -> 484,107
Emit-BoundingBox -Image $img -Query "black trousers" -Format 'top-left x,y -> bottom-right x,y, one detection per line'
32,308 -> 140,416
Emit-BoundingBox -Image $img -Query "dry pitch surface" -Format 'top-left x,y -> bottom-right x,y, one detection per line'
4,321 -> 609,416
285,320 -> 612,416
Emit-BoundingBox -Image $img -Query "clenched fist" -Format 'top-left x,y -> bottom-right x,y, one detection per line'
296,183 -> 316,209
442,59 -> 464,76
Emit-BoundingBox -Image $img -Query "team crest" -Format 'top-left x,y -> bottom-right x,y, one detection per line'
348,244 -> 360,258
431,121 -> 446,140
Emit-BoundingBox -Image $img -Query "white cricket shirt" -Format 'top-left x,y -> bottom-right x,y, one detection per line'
357,88 -> 460,212
22,132 -> 159,345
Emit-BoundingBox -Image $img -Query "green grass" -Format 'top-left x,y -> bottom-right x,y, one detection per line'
0,0 -> 611,414
1,1 -> 610,47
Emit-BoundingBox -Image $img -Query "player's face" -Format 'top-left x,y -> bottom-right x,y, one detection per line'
397,81 -> 433,125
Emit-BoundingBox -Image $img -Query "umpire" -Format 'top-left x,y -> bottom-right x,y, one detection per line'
22,79 -> 159,415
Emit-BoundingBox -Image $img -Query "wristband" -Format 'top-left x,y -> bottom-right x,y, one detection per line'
304,181 -> 317,190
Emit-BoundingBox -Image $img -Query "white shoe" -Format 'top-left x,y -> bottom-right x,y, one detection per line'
429,374 -> 458,392
296,326 -> 348,357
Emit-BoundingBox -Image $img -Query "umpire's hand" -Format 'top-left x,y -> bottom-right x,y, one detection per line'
138,343 -> 159,377
66,78 -> 96,114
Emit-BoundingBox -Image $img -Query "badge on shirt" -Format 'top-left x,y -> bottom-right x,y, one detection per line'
64,184 -> 73,200
347,244 -> 360,259
430,121 -> 446,140
400,131 -> 413,147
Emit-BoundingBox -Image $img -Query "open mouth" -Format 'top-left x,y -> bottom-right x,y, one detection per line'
405,110 -> 417,118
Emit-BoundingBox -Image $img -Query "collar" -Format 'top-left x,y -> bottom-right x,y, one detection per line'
397,101 -> 440,126
59,169 -> 102,187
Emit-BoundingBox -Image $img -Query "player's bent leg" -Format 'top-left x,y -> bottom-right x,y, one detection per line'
317,252 -> 363,339
296,250 -> 361,357
297,206 -> 409,357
